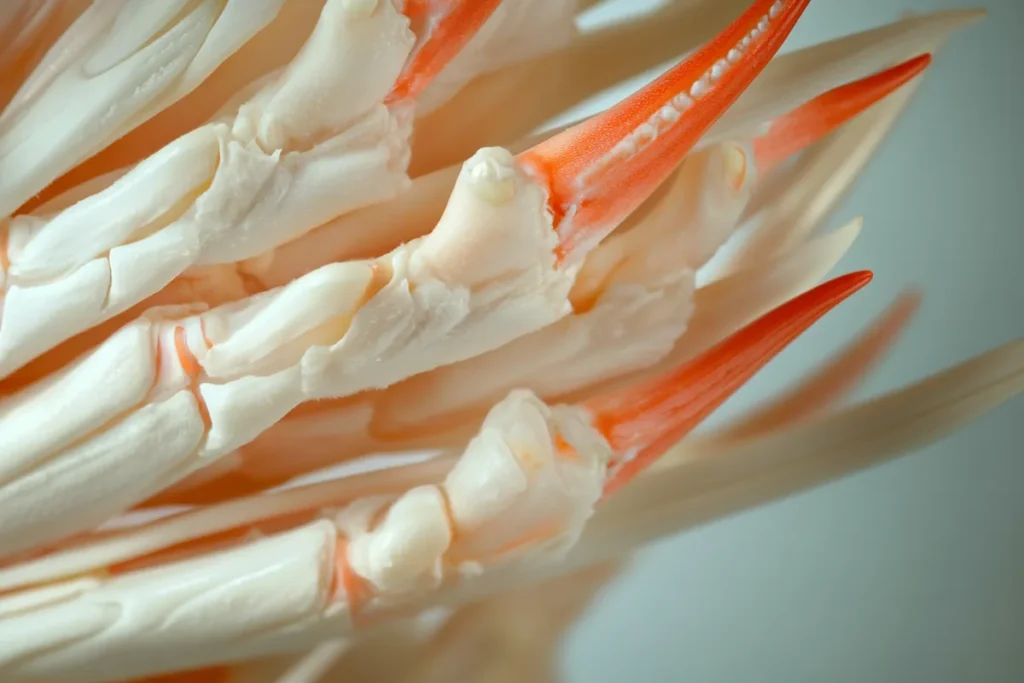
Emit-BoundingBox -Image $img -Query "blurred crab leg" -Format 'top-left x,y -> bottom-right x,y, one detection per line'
752,53 -> 931,173
0,0 -> 63,77
0,275 -> 868,681
0,0 -> 290,218
601,218 -> 862,405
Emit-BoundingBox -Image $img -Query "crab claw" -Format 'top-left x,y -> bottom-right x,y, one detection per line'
588,270 -> 873,498
518,0 -> 811,264
754,53 -> 933,172
387,0 -> 505,103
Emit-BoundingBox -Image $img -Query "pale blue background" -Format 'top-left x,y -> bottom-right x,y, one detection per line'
561,1 -> 1024,681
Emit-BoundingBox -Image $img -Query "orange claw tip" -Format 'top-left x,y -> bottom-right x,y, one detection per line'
519,0 -> 812,264
754,53 -> 933,173
386,0 -> 504,104
590,270 -> 874,498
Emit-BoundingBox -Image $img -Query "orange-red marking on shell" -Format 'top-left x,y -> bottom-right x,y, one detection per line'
333,537 -> 376,623
754,54 -> 933,172
590,271 -> 874,497
173,325 -> 211,429
554,432 -> 583,463
173,326 -> 200,380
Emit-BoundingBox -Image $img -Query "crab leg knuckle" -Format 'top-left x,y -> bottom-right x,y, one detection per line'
335,390 -> 610,614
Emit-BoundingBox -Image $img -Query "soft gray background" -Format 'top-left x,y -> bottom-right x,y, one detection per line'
560,1 -> 1024,681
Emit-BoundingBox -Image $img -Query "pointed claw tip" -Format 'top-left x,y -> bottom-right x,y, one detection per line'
594,269 -> 873,498
754,54 -> 933,171
523,0 -> 812,261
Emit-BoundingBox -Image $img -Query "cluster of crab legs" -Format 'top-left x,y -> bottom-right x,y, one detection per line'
0,0 -> 961,680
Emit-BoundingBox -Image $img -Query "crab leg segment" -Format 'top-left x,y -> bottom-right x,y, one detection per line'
518,0 -> 810,263
588,271 -> 874,497
753,53 -> 932,172
387,0 -> 505,104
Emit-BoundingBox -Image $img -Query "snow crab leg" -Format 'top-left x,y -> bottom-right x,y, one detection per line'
0,0 -> 812,558
0,0 -> 505,383
0,271 -> 870,682
167,53 -> 929,501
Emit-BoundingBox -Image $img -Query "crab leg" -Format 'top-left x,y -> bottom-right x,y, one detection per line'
0,0 -> 502,383
0,272 -> 869,682
171,54 -> 927,500
0,0 -> 811,556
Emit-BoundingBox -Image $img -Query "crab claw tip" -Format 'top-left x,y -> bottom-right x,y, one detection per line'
591,269 -> 873,498
519,0 -> 813,264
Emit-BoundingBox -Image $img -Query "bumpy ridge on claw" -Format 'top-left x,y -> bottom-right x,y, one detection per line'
590,270 -> 874,498
387,0 -> 504,103
754,53 -> 933,172
518,0 -> 812,263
